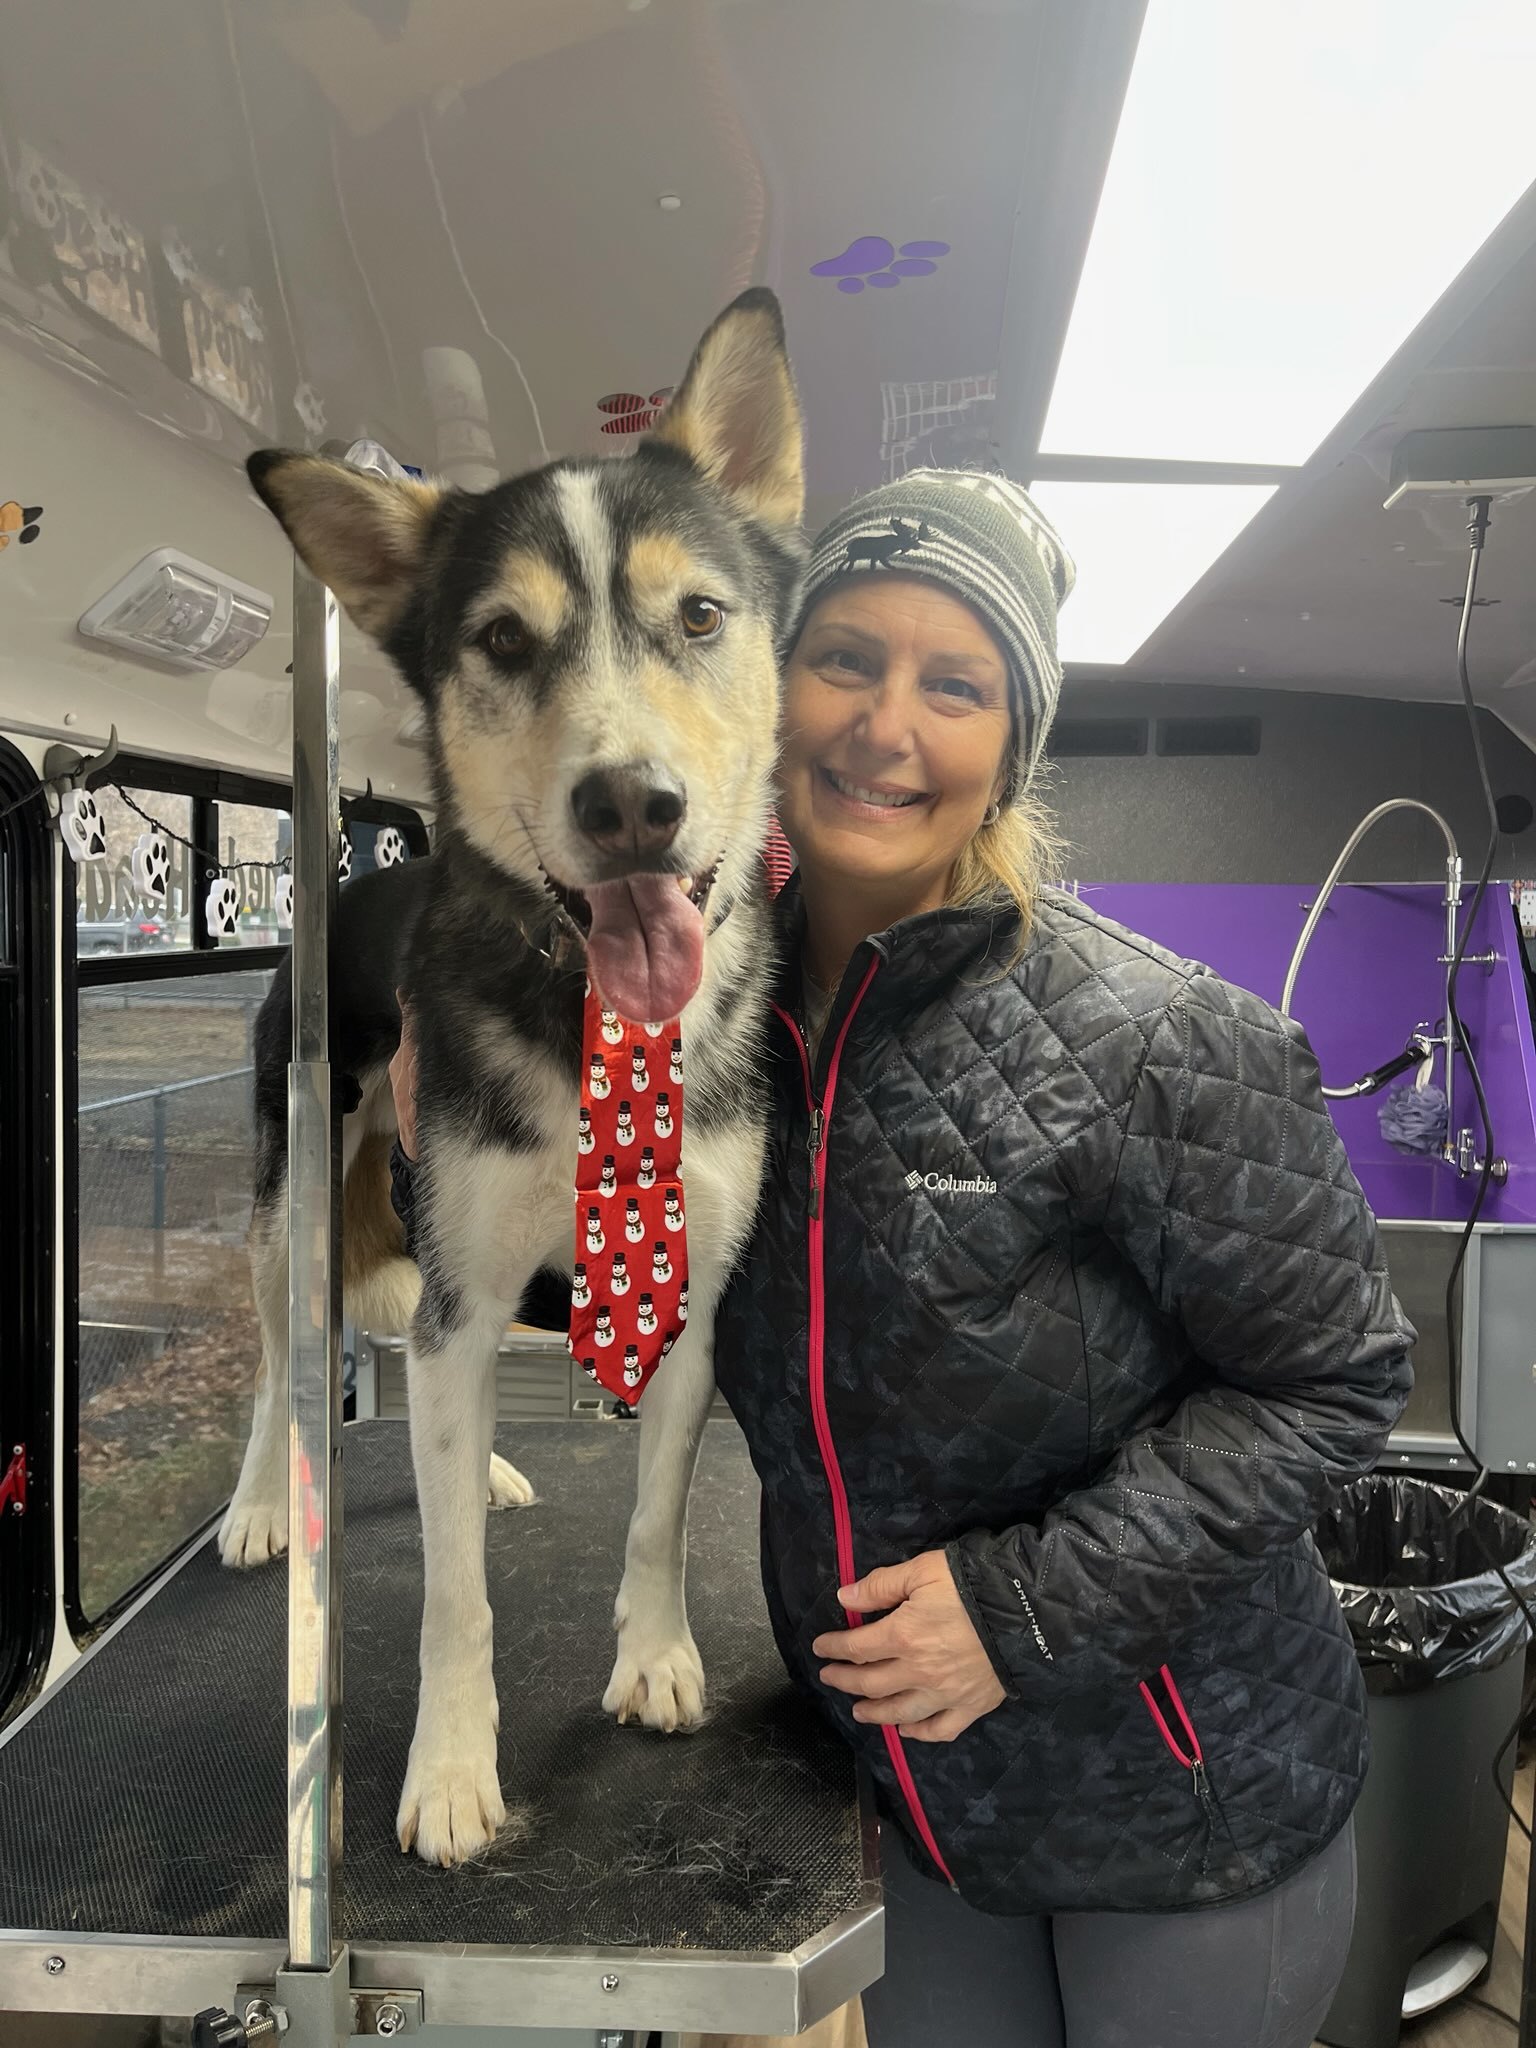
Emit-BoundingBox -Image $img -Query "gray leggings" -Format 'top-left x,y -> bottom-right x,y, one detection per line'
862,1818 -> 1356,2048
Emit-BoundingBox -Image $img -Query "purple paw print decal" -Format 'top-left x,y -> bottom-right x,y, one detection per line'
811,236 -> 950,293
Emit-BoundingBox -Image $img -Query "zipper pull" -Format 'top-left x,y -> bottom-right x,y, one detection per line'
1191,1757 -> 1215,1821
807,1107 -> 824,1219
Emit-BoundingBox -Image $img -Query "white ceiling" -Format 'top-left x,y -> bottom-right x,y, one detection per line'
0,0 -> 1531,796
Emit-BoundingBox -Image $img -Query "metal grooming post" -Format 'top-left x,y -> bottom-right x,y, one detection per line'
280,560 -> 353,2043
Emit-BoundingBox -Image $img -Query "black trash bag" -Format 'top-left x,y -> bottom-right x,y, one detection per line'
1314,1475 -> 1536,1696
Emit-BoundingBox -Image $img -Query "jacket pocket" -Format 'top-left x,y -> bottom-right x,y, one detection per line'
1139,1664 -> 1246,1880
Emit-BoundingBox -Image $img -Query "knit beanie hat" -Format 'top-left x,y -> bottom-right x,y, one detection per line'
789,469 -> 1075,799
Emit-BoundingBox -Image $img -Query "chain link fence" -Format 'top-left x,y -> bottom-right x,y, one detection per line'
76,978 -> 272,1620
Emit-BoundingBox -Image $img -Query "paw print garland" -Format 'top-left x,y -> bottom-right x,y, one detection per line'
131,830 -> 171,902
570,989 -> 687,1403
58,788 -> 108,863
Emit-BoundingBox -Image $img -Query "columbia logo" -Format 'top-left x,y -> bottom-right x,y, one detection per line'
905,1167 -> 998,1196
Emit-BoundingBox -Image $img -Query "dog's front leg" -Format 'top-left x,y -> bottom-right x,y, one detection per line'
604,1141 -> 762,1730
603,1137 -> 756,1733
395,1138 -> 553,1865
603,1294 -> 720,1732
396,1282 -> 512,1865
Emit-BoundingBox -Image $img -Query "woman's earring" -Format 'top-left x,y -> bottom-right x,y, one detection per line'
983,802 -> 1001,827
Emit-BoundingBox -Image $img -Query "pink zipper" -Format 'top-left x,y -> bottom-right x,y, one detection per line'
772,970 -> 958,1888
1140,1664 -> 1217,1822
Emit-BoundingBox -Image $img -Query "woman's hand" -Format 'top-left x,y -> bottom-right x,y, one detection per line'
812,1551 -> 1006,1742
390,991 -> 419,1161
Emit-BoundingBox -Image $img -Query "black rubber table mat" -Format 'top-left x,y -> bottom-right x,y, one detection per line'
0,1421 -> 861,1952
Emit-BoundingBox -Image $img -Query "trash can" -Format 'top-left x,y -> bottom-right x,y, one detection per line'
1314,1475 -> 1536,2048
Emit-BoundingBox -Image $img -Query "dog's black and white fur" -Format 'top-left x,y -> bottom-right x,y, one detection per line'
222,292 -> 805,1865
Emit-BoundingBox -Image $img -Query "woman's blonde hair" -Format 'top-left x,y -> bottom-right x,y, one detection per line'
946,773 -> 1067,967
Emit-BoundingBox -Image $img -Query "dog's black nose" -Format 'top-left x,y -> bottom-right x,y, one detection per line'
571,762 -> 687,857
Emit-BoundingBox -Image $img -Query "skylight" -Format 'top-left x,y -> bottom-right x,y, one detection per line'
1031,481 -> 1277,668
1041,0 -> 1536,468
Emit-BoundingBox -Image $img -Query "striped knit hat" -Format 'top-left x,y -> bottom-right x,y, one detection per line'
790,470 -> 1075,800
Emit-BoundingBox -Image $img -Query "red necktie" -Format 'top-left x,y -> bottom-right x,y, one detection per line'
569,989 -> 687,1402
566,824 -> 793,1400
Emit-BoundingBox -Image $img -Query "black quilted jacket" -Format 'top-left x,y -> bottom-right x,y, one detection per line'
713,882 -> 1414,1916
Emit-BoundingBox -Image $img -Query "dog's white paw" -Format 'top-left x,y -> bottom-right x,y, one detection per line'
397,1702 -> 505,1865
487,1454 -> 535,1510
218,1491 -> 287,1568
603,1629 -> 707,1732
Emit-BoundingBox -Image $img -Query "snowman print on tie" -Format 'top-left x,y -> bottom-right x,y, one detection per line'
569,991 -> 688,1403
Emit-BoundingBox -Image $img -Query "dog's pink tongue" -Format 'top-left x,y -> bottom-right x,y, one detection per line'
584,876 -> 704,1023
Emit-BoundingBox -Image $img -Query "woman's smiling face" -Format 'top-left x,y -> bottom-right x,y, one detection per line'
776,575 -> 1013,916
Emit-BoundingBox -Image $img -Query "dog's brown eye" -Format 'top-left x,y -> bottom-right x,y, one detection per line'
680,596 -> 724,640
482,613 -> 531,663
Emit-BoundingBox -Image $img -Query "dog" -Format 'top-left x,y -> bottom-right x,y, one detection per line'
222,289 -> 805,1865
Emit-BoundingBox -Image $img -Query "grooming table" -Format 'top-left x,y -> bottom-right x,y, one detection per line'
0,1421 -> 878,2039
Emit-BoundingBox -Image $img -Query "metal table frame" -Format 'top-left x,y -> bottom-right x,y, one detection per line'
1,1894 -> 880,2038
0,558 -> 881,2044
0,1487 -> 880,2038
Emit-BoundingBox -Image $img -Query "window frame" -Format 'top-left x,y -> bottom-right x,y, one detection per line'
0,739 -> 56,1727
64,752 -> 427,1640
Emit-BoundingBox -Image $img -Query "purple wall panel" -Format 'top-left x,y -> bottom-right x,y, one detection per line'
1077,882 -> 1536,1225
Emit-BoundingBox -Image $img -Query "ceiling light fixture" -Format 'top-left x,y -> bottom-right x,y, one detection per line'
78,548 -> 272,672
1030,480 -> 1276,667
1042,0 -> 1536,469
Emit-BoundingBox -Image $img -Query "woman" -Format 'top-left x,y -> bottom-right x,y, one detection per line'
712,470 -> 1411,2048
394,470 -> 1414,2047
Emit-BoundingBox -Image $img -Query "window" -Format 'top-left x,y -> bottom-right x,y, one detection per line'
68,758 -> 426,1630
75,786 -> 194,957
75,972 -> 274,1620
214,800 -> 292,950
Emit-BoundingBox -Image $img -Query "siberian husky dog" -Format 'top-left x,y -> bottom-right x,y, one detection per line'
225,290 -> 804,1864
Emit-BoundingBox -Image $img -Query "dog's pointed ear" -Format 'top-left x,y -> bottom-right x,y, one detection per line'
648,288 -> 804,533
247,451 -> 443,643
